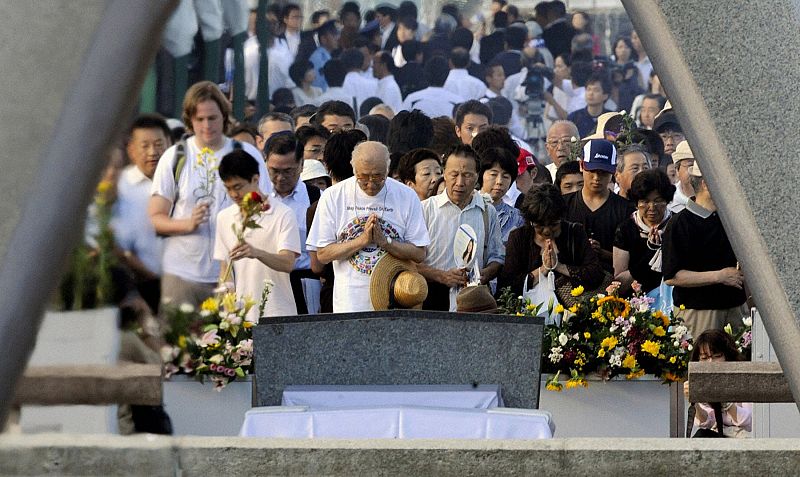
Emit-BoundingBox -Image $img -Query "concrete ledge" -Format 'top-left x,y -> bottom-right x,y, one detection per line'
2,434 -> 800,476
689,361 -> 793,403
14,364 -> 162,406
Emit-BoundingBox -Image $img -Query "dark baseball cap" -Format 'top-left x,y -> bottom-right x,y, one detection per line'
581,139 -> 617,173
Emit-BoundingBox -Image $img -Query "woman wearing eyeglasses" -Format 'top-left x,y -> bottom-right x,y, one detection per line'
613,168 -> 676,297
498,183 -> 604,296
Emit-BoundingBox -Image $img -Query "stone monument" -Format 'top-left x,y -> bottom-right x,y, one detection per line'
254,310 -> 545,409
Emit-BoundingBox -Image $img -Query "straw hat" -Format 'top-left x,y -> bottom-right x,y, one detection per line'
370,254 -> 428,310
456,285 -> 499,314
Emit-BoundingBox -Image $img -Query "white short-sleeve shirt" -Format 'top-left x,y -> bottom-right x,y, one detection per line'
214,200 -> 300,321
151,136 -> 271,283
306,177 -> 430,313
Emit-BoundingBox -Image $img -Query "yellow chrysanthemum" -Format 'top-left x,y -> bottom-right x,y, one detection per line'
679,304 -> 686,310
601,336 -> 618,349
598,349 -> 606,358
554,304 -> 565,314
201,297 -> 219,313
627,369 -> 645,380
583,332 -> 591,339
568,305 -> 578,313
570,285 -> 585,297
546,381 -> 563,392
653,326 -> 666,337
243,321 -> 254,329
669,356 -> 677,364
622,354 -> 637,369
641,340 -> 661,357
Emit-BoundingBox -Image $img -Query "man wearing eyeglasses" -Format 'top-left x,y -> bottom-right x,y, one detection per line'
544,120 -> 580,181
265,133 -> 324,314
307,141 -> 429,312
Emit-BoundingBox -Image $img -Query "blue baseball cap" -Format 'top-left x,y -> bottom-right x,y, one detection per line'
581,139 -> 618,173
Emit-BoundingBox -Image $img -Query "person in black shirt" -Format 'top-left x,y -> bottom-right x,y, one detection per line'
662,160 -> 745,339
613,169 -> 675,297
564,139 -> 634,273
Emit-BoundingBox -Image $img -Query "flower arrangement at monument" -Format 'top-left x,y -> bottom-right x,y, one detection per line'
725,315 -> 753,360
162,280 -> 273,390
500,282 -> 693,391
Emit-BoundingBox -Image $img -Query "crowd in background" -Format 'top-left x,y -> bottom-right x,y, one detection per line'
94,0 -> 750,438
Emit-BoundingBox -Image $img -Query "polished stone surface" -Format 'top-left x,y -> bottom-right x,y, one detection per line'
254,311 -> 544,409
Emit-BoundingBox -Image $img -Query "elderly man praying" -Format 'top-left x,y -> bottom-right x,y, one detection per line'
306,141 -> 430,312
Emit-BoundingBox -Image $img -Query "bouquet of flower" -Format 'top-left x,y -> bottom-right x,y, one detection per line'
220,191 -> 269,283
58,179 -> 117,310
162,280 -> 273,390
534,281 -> 692,390
193,147 -> 219,203
725,315 -> 753,360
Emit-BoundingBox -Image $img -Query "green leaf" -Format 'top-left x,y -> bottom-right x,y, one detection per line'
235,367 -> 245,378
202,324 -> 218,332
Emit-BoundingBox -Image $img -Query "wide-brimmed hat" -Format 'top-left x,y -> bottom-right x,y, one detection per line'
456,285 -> 499,313
370,254 -> 428,310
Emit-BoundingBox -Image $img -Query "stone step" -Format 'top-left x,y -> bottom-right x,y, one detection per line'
14,363 -> 162,406
689,361 -> 793,403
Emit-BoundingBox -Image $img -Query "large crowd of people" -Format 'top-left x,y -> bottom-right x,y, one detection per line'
99,1 -> 751,437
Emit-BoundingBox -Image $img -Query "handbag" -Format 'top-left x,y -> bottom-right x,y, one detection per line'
553,222 -> 613,307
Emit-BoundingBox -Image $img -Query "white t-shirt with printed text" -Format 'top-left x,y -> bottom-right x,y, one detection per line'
306,177 -> 430,312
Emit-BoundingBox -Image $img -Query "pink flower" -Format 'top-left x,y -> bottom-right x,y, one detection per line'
211,376 -> 228,391
198,329 -> 220,347
606,281 -> 621,294
631,281 -> 642,293
238,339 -> 253,354
227,314 -> 242,326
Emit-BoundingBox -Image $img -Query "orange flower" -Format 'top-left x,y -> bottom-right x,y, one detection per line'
653,310 -> 670,327
663,372 -> 683,382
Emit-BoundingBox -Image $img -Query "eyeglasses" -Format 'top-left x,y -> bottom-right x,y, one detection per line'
546,138 -> 574,147
659,132 -> 685,143
268,166 -> 300,178
356,173 -> 386,185
637,199 -> 668,209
